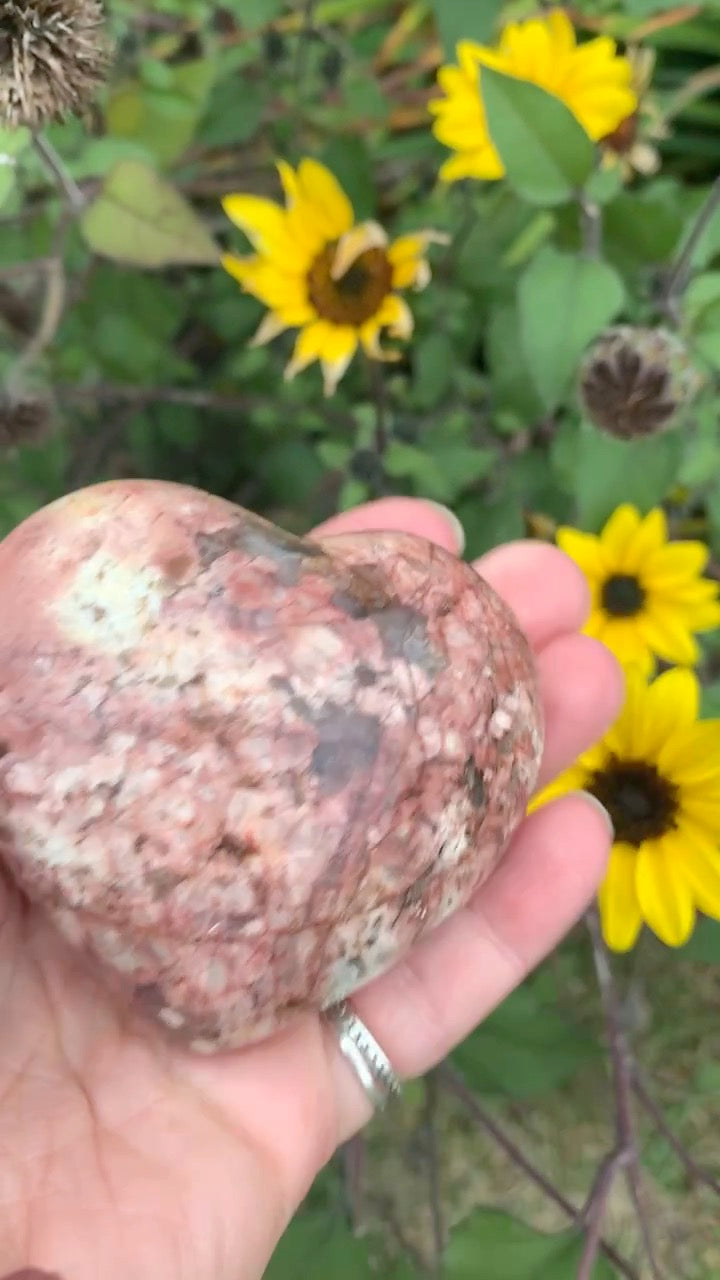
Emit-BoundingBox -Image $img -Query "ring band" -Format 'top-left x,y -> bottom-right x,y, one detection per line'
324,1000 -> 402,1110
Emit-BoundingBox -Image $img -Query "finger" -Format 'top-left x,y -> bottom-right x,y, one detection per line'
328,791 -> 611,1136
311,497 -> 464,555
474,541 -> 591,651
536,633 -> 624,788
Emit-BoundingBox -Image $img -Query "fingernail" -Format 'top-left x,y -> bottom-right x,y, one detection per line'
426,502 -> 465,555
576,790 -> 614,839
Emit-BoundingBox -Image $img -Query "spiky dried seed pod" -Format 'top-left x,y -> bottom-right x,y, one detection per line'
0,0 -> 109,129
580,325 -> 702,440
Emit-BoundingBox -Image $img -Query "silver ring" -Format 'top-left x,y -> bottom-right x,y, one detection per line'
324,1000 -> 402,1110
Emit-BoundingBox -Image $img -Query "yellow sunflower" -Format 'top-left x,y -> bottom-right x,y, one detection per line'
221,158 -> 446,396
532,668 -> 720,951
557,505 -> 720,674
429,8 -> 637,184
599,47 -> 668,181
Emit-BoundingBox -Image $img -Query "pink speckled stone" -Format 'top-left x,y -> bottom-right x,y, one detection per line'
0,481 -> 542,1050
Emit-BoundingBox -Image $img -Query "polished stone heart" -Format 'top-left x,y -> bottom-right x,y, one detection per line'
0,481 -> 542,1050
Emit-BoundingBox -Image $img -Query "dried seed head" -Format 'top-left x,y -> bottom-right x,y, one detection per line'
580,326 -> 702,440
0,395 -> 53,447
0,0 -> 109,129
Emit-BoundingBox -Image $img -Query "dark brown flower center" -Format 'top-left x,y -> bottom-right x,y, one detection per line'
307,243 -> 392,326
601,573 -> 645,618
588,756 -> 679,845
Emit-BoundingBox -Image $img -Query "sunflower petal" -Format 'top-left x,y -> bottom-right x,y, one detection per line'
600,504 -> 641,563
599,843 -> 643,952
636,837 -> 695,947
389,231 -> 448,290
331,222 -> 388,280
285,320 -> 357,393
437,146 -> 505,183
645,540 -> 709,584
556,527 -> 607,580
677,824 -> 720,920
591,616 -> 654,675
222,254 -> 310,315
221,195 -> 291,257
627,507 -> 667,565
656,720 -> 720,784
320,327 -> 359,396
296,158 -> 354,238
249,311 -> 288,348
644,667 -> 700,742
638,605 -> 700,667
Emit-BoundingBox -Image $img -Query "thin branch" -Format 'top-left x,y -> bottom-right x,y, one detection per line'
587,909 -> 664,1280
4,256 -> 66,397
632,1072 -> 720,1198
438,1063 -> 639,1280
56,381 -> 357,438
341,1134 -> 367,1235
366,1193 -> 429,1274
662,173 -> 720,309
577,1147 -> 632,1280
422,1072 -> 445,1277
32,133 -> 85,212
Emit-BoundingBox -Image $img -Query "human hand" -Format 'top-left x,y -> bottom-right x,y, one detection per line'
0,498 -> 623,1280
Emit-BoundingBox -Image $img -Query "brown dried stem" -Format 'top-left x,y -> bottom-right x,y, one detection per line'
587,907 -> 664,1280
662,172 -> 720,312
438,1062 -> 639,1280
341,1133 -> 368,1234
422,1071 -> 445,1277
632,1070 -> 720,1198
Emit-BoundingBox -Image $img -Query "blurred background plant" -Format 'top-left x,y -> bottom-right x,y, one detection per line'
2,2 -> 720,1276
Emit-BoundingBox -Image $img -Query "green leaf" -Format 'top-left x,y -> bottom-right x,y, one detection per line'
264,1211 -> 377,1280
411,332 -> 455,409
446,1210 -> 617,1279
319,136 -> 375,221
486,302 -> 545,421
570,424 -> 684,529
518,247 -> 625,410
678,404 -> 720,486
106,58 -> 218,167
428,0 -> 504,56
604,189 -> 683,266
223,0 -> 287,28
452,982 -> 597,1098
80,160 -> 220,267
481,67 -> 596,206
0,127 -> 29,210
684,272 -> 720,331
0,126 -> 31,157
384,439 -> 495,504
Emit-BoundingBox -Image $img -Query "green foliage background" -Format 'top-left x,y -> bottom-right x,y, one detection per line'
2,1 -> 720,1275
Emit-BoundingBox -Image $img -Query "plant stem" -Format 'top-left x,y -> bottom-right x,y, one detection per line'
32,133 -> 85,211
438,1063 -> 639,1280
662,173 -> 720,308
422,1072 -> 445,1277
632,1071 -> 720,1198
341,1134 -> 367,1234
587,908 -> 665,1280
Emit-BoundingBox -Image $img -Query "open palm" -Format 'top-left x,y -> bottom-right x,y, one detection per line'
0,498 -> 622,1280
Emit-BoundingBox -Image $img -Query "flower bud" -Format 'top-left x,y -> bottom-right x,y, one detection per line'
580,326 -> 702,440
